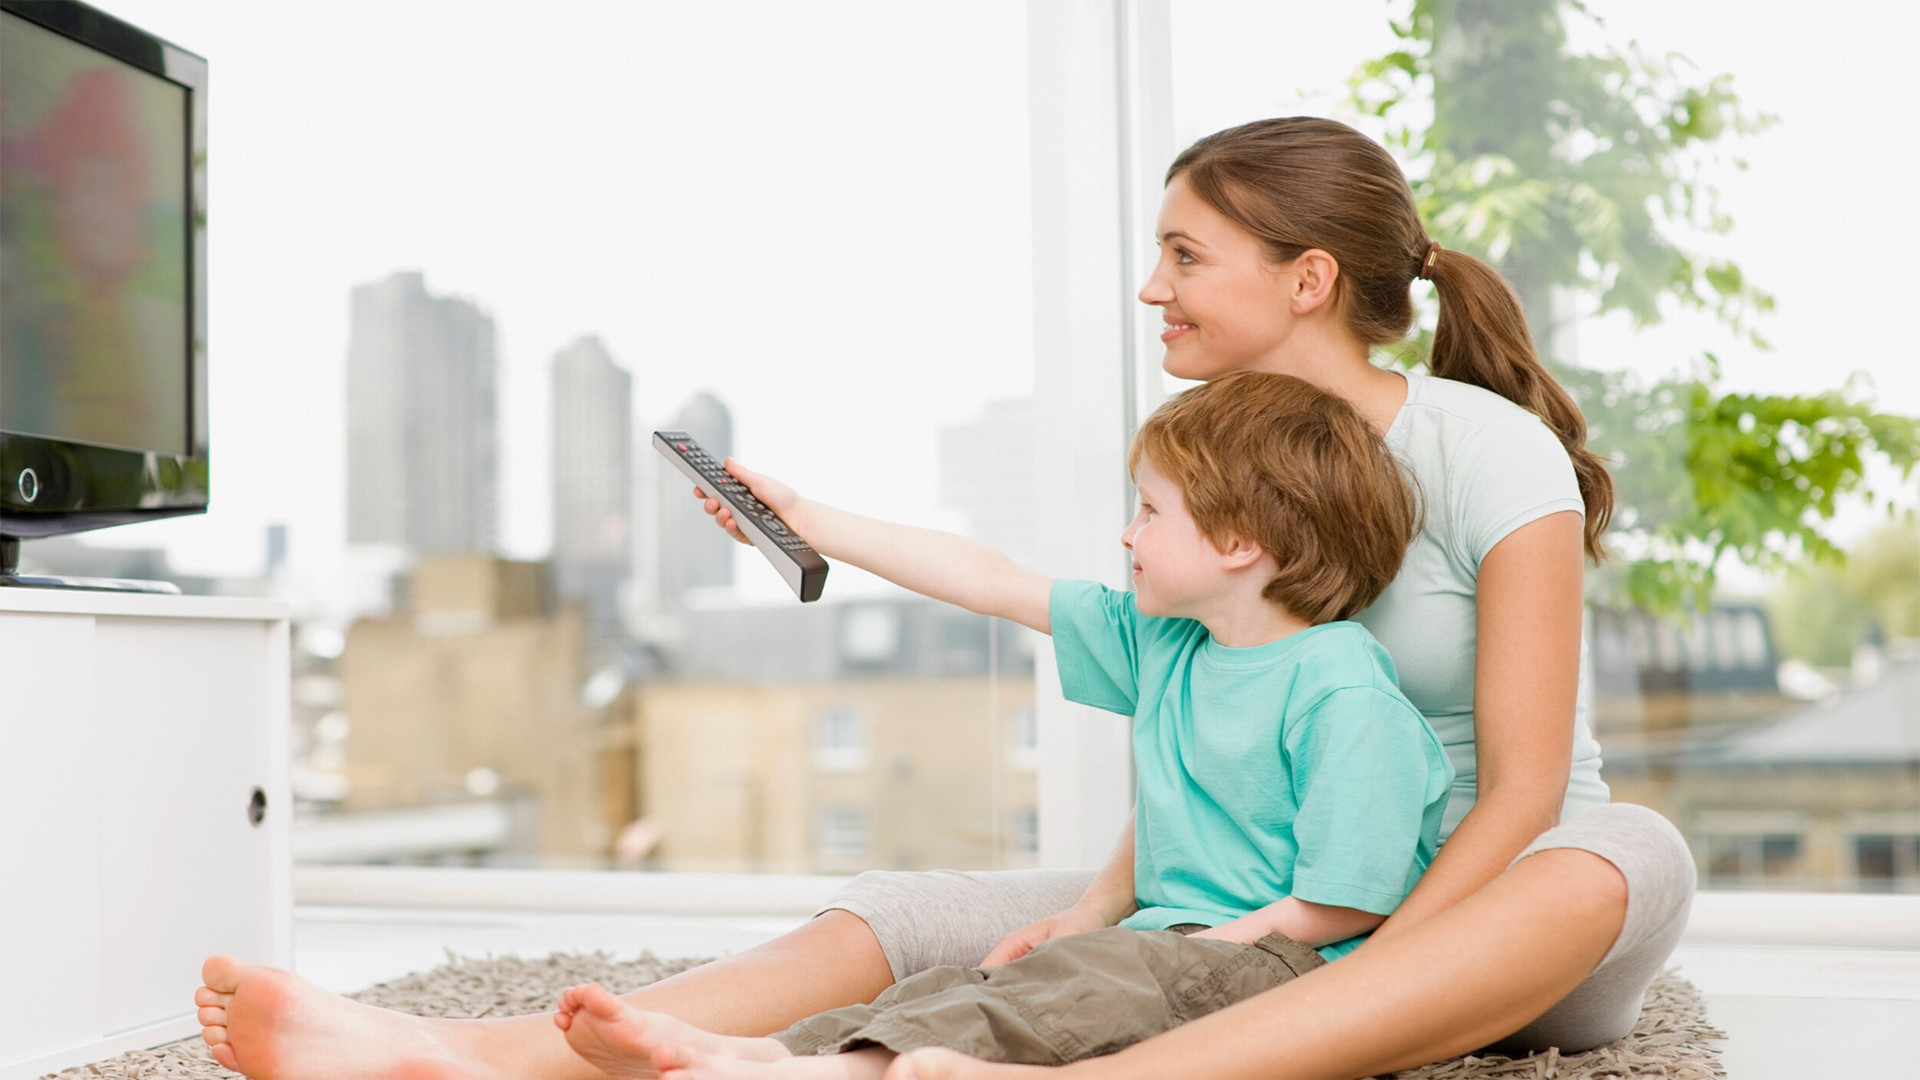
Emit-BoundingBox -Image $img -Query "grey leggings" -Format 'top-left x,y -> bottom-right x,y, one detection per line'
821,802 -> 1694,1056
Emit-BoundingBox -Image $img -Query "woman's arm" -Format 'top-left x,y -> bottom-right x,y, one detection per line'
1364,510 -> 1584,944
698,459 -> 1053,634
979,815 -> 1138,965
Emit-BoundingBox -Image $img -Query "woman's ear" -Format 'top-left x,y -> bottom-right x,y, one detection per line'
1289,249 -> 1340,314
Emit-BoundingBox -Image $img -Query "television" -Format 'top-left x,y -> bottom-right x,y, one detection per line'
0,0 -> 207,587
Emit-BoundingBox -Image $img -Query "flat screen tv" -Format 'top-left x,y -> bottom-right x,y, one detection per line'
0,0 -> 207,584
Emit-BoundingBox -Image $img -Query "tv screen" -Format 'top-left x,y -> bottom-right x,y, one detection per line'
0,7 -> 191,457
0,0 -> 207,554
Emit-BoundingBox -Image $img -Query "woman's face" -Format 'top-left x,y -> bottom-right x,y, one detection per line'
1139,174 -> 1303,382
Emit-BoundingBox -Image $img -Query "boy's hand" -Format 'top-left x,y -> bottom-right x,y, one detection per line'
694,458 -> 805,547
1189,897 -> 1384,949
1188,914 -> 1272,945
979,905 -> 1112,966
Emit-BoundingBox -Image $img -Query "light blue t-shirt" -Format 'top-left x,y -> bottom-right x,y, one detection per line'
1050,580 -> 1453,960
1356,371 -> 1610,836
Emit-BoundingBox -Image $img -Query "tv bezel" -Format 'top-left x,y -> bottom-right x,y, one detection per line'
0,0 -> 208,542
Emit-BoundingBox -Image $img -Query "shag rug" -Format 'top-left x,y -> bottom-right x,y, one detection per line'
45,955 -> 1723,1079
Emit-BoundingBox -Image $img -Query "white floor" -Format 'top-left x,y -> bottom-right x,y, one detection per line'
1669,944 -> 1920,1080
294,903 -> 1920,1080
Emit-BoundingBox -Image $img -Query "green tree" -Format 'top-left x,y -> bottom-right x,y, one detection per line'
1352,0 -> 1920,609
1769,523 -> 1920,665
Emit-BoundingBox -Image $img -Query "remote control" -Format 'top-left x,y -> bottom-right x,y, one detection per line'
653,431 -> 829,602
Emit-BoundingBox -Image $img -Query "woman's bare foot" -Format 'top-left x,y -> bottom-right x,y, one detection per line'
657,1044 -> 896,1080
554,983 -> 790,1078
196,955 -> 496,1079
882,1048 -> 1050,1080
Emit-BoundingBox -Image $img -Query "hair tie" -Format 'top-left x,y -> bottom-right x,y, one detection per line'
1418,241 -> 1442,281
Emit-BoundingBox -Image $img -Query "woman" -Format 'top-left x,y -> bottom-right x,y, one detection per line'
194,118 -> 1693,1080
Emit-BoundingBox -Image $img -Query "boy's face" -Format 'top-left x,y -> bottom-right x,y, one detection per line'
1122,458 -> 1235,619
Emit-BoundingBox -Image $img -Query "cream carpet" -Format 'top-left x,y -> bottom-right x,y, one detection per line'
45,955 -> 1722,1079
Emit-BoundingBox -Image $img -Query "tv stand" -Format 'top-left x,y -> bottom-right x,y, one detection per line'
0,536 -> 183,594
0,588 -> 290,1079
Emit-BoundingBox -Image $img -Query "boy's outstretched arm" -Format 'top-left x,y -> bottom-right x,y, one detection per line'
695,458 -> 1052,634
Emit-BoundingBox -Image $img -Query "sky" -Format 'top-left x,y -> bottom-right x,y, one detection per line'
64,0 -> 1920,613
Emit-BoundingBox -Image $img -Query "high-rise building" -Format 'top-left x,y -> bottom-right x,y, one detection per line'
347,272 -> 499,555
656,391 -> 735,599
938,398 -> 1035,569
551,336 -> 633,638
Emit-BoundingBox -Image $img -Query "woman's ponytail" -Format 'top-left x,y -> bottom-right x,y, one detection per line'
1170,117 -> 1615,564
1424,248 -> 1614,562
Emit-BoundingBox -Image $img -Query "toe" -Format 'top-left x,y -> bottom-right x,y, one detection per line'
199,1005 -> 228,1026
893,1048 -> 968,1080
209,1041 -> 239,1071
580,984 -> 625,1019
201,1024 -> 228,1047
201,954 -> 241,993
195,985 -> 232,1008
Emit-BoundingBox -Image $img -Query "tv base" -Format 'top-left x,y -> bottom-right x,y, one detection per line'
0,537 -> 183,595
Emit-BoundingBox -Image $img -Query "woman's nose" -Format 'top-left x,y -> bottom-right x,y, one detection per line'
1138,262 -> 1171,305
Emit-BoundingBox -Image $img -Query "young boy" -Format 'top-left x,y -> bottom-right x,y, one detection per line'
555,372 -> 1453,1080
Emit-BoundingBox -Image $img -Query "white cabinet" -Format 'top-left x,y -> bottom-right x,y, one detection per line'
0,590 -> 291,1080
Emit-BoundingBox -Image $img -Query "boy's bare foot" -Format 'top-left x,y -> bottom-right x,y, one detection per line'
883,1048 -> 1049,1080
196,955 -> 495,1079
554,983 -> 790,1078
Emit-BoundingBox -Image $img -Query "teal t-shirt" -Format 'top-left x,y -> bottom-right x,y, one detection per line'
1050,580 -> 1453,960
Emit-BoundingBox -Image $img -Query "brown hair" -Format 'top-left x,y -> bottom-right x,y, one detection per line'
1168,117 -> 1613,562
1129,371 -> 1419,624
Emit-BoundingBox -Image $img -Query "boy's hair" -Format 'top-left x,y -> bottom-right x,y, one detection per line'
1128,372 -> 1419,624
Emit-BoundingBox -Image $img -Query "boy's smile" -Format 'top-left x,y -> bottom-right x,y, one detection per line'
1123,459 -> 1228,620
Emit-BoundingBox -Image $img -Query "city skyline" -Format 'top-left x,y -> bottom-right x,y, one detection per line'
346,271 -> 499,557
551,335 -> 633,640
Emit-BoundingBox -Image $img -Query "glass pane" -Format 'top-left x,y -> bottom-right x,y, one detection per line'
1856,836 -> 1896,888
282,4 -> 1041,875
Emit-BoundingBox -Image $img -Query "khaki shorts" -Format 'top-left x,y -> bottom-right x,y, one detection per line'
771,925 -> 1326,1064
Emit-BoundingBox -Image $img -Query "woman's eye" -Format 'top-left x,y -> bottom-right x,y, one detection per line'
1173,247 -> 1194,265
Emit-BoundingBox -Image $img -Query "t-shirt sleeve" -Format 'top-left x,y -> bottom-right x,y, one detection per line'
1048,579 -> 1141,716
1285,686 -> 1446,915
1453,414 -> 1586,566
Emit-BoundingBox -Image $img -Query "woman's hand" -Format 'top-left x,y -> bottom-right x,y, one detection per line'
979,905 -> 1114,966
694,458 -> 805,546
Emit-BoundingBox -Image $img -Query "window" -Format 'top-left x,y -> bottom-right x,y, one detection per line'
1006,702 -> 1038,772
815,805 -> 868,862
841,606 -> 902,665
811,705 -> 869,773
1849,815 -> 1920,892
1009,807 -> 1040,863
